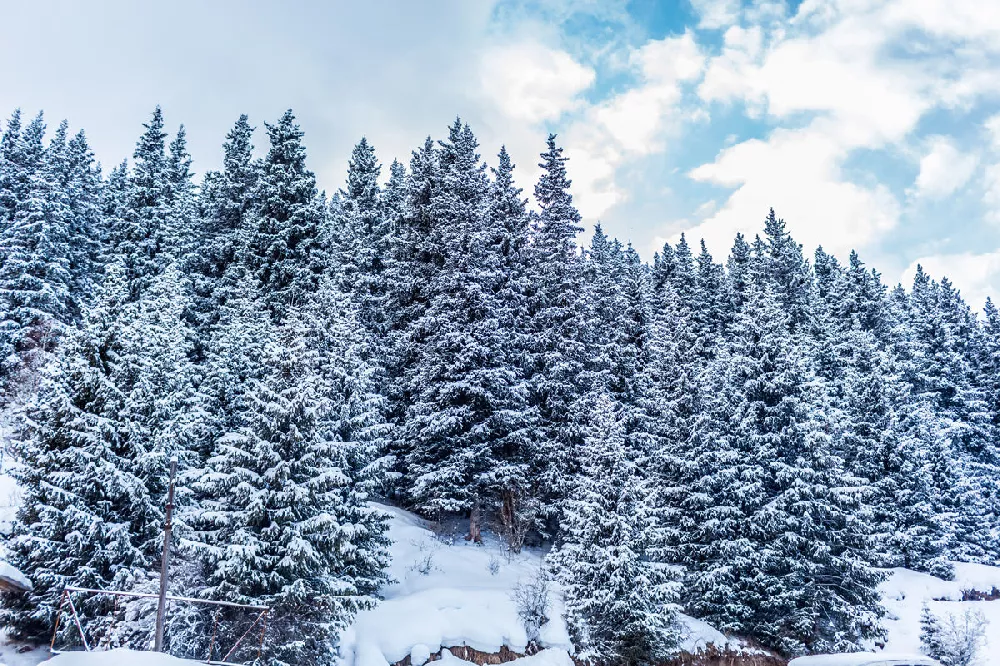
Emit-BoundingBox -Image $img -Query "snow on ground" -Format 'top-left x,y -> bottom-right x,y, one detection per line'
340,504 -> 759,666
2,492 -> 997,666
0,641 -> 51,666
789,654 -> 940,666
879,563 -> 1000,666
675,613 -> 763,655
0,561 -> 31,591
43,649 -> 199,666
340,503 -> 573,666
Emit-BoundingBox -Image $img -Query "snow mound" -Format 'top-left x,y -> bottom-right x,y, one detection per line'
340,504 -> 572,666
44,649 -> 201,666
879,564 -> 1000,666
341,504 -> 754,666
0,560 -> 31,591
676,613 -> 763,655
789,654 -> 939,666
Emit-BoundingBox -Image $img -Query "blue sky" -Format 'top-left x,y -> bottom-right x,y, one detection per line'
2,0 -> 998,307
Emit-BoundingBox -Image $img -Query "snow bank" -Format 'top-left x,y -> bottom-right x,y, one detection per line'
44,649 -> 202,666
675,613 -> 769,656
879,564 -> 1000,666
0,560 -> 31,591
789,654 -> 939,666
340,504 -> 572,666
341,504 -> 759,666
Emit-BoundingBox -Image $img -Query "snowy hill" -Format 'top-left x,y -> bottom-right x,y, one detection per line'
879,563 -> 1000,664
338,504 -> 763,666
2,491 -> 998,665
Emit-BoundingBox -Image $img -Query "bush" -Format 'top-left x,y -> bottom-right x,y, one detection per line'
511,566 -> 549,641
920,604 -> 988,666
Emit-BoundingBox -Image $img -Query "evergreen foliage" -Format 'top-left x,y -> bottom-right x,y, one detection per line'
2,105 -> 999,663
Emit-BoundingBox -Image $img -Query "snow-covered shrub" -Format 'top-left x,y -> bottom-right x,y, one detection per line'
920,604 -> 988,666
410,552 -> 436,576
511,567 -> 549,641
928,557 -> 956,582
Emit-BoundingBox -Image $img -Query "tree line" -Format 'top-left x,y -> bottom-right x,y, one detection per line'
0,106 -> 997,664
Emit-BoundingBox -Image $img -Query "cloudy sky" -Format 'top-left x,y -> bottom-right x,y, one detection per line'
2,0 -> 998,307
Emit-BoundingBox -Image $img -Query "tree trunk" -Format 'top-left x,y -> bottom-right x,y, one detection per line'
466,499 -> 483,543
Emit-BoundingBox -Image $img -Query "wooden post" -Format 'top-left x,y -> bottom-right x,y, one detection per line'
205,607 -> 222,662
154,456 -> 178,652
257,609 -> 270,662
49,589 -> 67,652
65,593 -> 90,651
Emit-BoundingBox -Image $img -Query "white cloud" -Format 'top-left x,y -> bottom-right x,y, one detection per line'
563,32 -> 705,218
685,125 -> 900,256
478,41 -> 595,124
902,251 -> 1000,309
698,25 -> 763,107
985,114 -> 1000,150
690,0 -> 741,30
983,163 -> 1000,225
681,0 -> 1000,263
913,136 -> 978,200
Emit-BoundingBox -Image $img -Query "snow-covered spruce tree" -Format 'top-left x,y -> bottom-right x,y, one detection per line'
52,126 -> 104,318
402,120 -> 524,541
0,263 -> 157,644
190,114 -> 261,341
639,276 -> 706,564
172,272 -> 274,659
524,134 -> 586,513
760,208 -> 815,334
906,267 -> 998,563
682,281 -> 884,657
109,106 -> 171,299
383,136 -> 442,481
487,145 -> 538,551
0,112 -> 74,384
119,260 -> 206,504
580,224 -> 626,398
188,277 -> 389,666
160,124 -> 201,268
0,110 -> 41,229
240,109 -> 326,320
723,232 -> 755,320
979,298 -> 1000,484
838,330 -> 955,575
332,137 -> 392,336
547,392 -> 681,665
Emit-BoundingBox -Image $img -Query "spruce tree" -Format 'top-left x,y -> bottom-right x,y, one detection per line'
402,121 -> 516,541
487,145 -> 537,549
190,278 -> 389,665
0,264 -> 157,645
547,392 -> 681,664
683,282 -> 884,656
334,137 -> 391,335
0,112 -> 75,384
114,107 -> 170,298
195,115 -> 260,333
240,110 -> 326,319
524,134 -> 585,510
760,208 -> 814,334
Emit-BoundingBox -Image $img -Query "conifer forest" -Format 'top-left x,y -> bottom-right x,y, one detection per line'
0,106 -> 997,665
